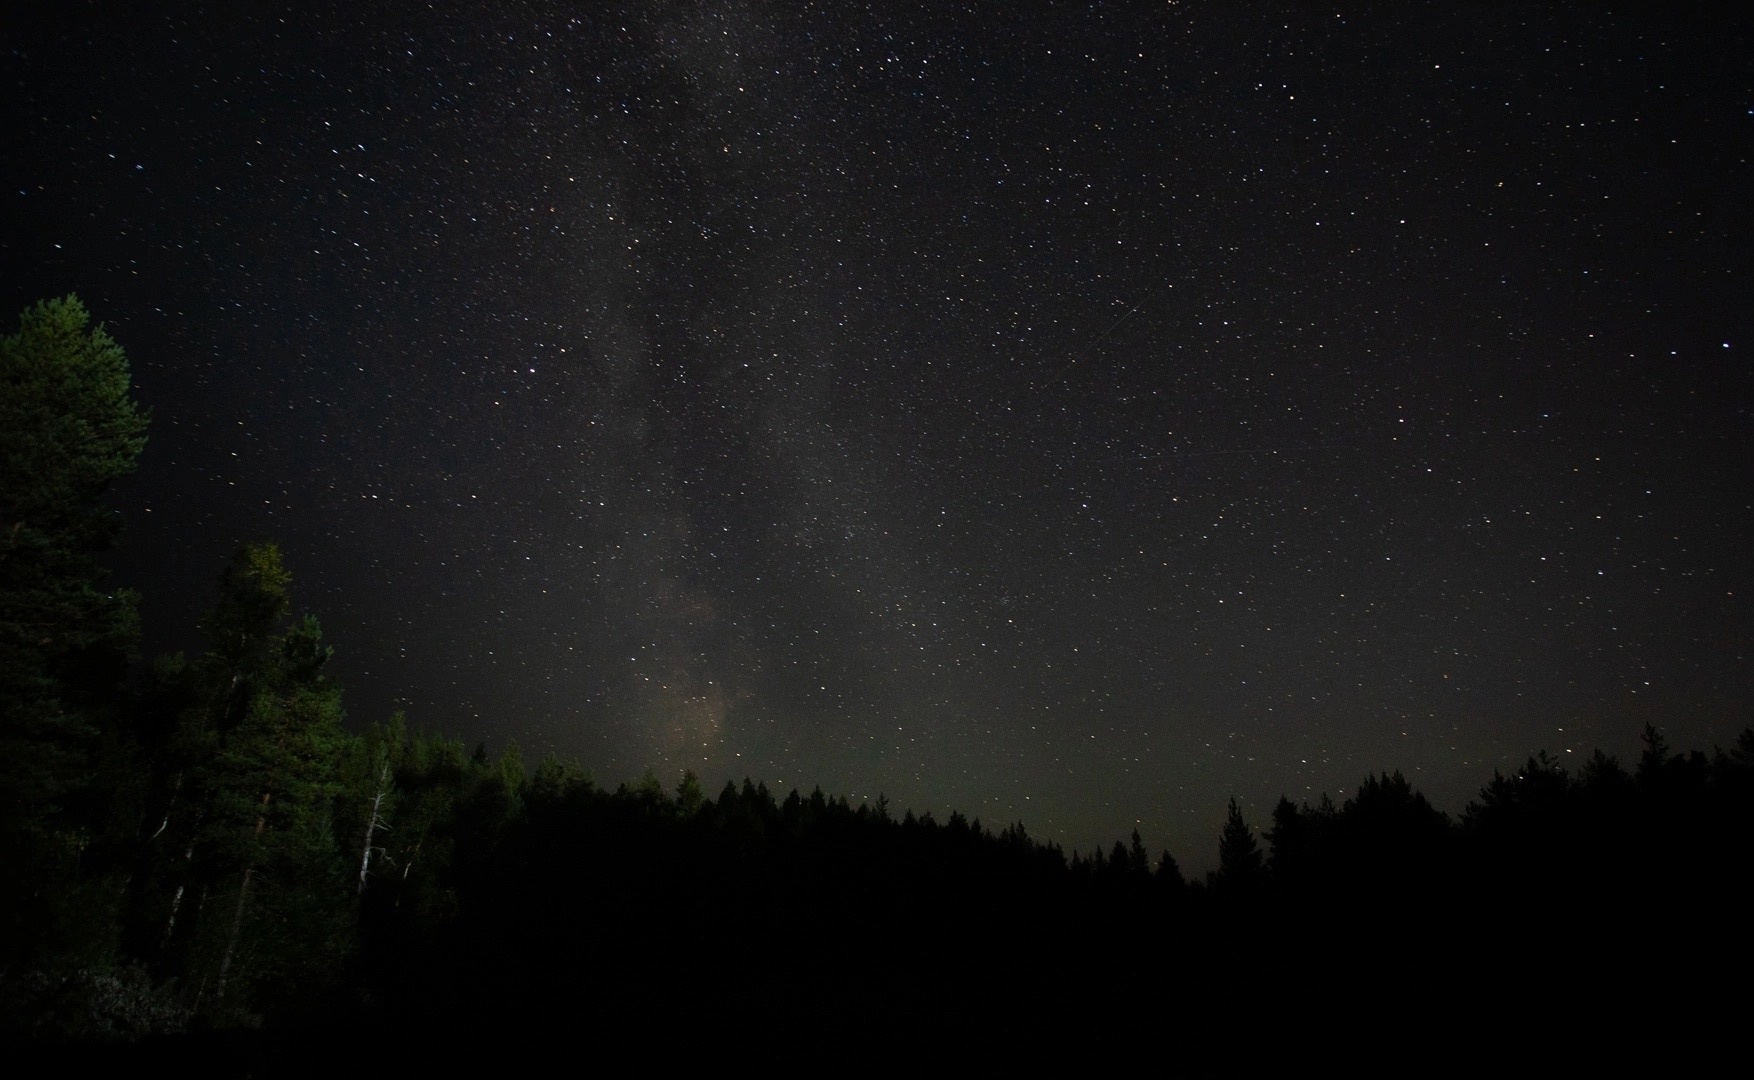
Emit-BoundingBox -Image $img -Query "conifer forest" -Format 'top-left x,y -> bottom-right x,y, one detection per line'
2,297 -> 1748,1070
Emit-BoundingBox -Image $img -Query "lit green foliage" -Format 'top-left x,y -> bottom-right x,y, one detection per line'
367,728 -> 472,922
0,296 -> 148,531
0,297 -> 148,970
142,545 -> 354,1021
200,543 -> 292,674
676,769 -> 705,816
1,296 -> 148,800
202,614 -> 345,866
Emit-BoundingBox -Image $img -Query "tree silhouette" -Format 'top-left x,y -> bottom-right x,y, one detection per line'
1217,797 -> 1265,892
1339,772 -> 1451,873
1,297 -> 149,970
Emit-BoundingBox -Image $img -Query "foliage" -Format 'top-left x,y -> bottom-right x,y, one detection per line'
21,298 -> 1752,1053
0,296 -> 148,975
1216,796 -> 1264,891
120,545 -> 356,1024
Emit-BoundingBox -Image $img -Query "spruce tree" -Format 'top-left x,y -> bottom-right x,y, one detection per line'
143,545 -> 353,1021
0,296 -> 148,972
1217,796 -> 1265,891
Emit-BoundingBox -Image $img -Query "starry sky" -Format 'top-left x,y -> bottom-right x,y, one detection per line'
5,1 -> 1749,869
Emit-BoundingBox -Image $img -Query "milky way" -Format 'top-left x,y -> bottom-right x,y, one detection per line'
5,1 -> 1748,868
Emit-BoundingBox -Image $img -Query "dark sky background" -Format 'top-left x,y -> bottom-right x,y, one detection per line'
5,1 -> 1749,870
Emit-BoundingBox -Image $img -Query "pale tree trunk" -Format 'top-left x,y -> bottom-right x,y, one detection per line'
357,759 -> 391,895
163,803 -> 205,945
396,837 -> 424,909
151,770 -> 182,840
214,866 -> 253,1001
215,791 -> 271,1001
165,880 -> 187,942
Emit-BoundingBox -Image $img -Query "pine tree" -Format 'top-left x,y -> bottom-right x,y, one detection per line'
0,296 -> 148,973
1267,796 -> 1309,886
141,545 -> 352,1021
1217,797 -> 1265,891
204,615 -> 349,1006
1155,849 -> 1186,891
676,770 -> 705,816
135,546 -> 295,976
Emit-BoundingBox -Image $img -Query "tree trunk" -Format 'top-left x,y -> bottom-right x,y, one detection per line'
215,865 -> 252,1001
162,804 -> 204,945
216,791 -> 271,1000
357,760 -> 390,894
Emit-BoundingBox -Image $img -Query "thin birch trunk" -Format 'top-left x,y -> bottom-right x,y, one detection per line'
214,866 -> 252,1001
215,791 -> 271,1000
163,804 -> 205,945
357,760 -> 390,894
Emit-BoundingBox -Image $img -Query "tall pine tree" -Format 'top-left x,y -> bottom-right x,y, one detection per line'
143,545 -> 354,1022
1216,796 -> 1266,894
0,296 -> 148,972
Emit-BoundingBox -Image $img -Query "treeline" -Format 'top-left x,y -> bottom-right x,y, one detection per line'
5,299 -> 1750,1061
10,534 -> 1751,1048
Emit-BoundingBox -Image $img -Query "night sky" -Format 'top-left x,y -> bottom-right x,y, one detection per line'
5,2 -> 1749,870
